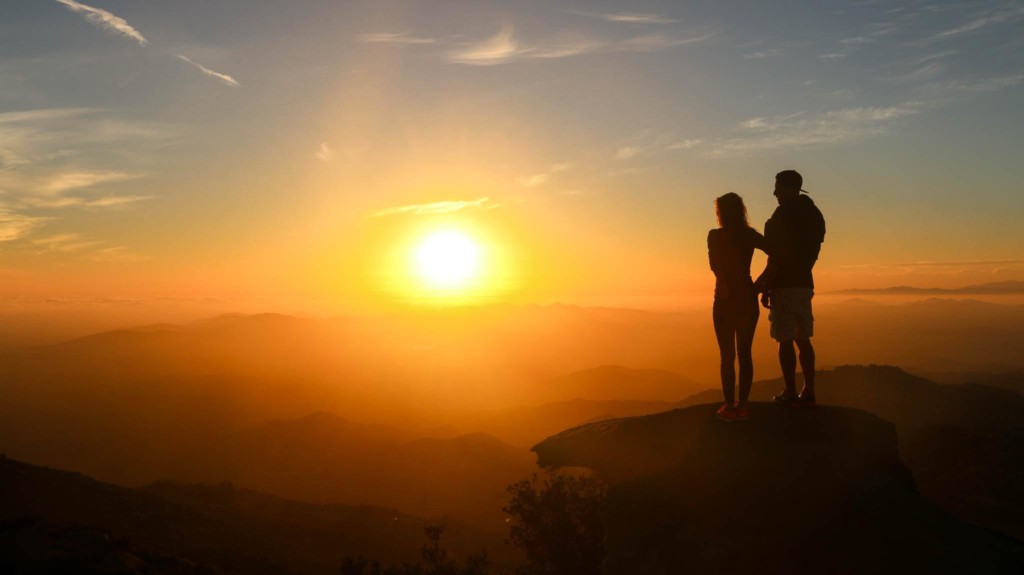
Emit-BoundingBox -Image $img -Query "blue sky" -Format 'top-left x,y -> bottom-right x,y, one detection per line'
1,1 -> 1023,307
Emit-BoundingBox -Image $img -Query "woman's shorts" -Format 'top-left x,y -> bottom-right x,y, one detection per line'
769,288 -> 814,341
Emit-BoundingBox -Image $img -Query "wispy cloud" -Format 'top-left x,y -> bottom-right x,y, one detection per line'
709,104 -> 925,155
0,212 -> 47,242
915,4 -> 1024,44
54,0 -> 148,46
840,36 -> 875,47
818,35 -> 876,60
31,233 -> 102,253
447,26 -> 523,65
91,246 -> 148,264
358,32 -> 436,45
590,13 -> 677,24
517,162 -> 571,187
23,194 -> 152,209
315,142 -> 335,162
669,139 -> 703,149
743,49 -> 783,59
616,33 -> 715,52
373,197 -> 497,217
0,108 -> 98,125
177,55 -> 240,87
81,194 -> 150,208
41,170 -> 146,194
839,259 -> 1024,269
445,26 -> 712,65
532,36 -> 608,59
962,73 -> 1024,93
0,108 -> 172,169
892,61 -> 946,83
912,72 -> 1024,101
518,174 -> 549,187
614,146 -> 643,160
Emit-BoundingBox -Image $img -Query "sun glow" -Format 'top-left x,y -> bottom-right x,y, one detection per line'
414,230 -> 482,289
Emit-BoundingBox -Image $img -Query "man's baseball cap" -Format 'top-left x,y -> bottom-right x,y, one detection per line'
776,170 -> 809,193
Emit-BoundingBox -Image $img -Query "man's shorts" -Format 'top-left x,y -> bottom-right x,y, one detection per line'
769,288 -> 814,341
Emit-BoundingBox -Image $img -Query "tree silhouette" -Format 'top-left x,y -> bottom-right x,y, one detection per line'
503,471 -> 607,575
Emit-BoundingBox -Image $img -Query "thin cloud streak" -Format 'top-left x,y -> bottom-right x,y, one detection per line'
743,49 -> 782,59
445,26 -> 712,65
23,195 -> 152,209
0,108 -> 98,125
54,0 -> 148,46
373,197 -> 496,217
358,32 -> 436,45
42,171 -> 147,194
594,13 -> 677,24
837,259 -> 1024,269
709,104 -> 925,155
91,246 -> 149,264
0,212 -> 47,242
518,174 -> 549,187
616,33 -> 715,52
614,146 -> 642,160
669,139 -> 703,149
517,162 -> 571,187
32,233 -> 102,253
177,55 -> 240,87
447,26 -> 521,65
915,4 -> 1024,45
315,142 -> 335,162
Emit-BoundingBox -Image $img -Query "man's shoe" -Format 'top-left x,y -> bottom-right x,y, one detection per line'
791,394 -> 817,409
773,391 -> 799,404
716,403 -> 739,422
733,405 -> 750,421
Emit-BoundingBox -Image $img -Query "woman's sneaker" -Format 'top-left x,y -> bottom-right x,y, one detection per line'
716,403 -> 739,422
733,405 -> 750,421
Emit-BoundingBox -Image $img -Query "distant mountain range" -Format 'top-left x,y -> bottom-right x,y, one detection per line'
185,412 -> 537,523
0,455 -> 513,575
831,280 -> 1024,295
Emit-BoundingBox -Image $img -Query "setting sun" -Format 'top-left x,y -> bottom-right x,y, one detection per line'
414,230 -> 482,289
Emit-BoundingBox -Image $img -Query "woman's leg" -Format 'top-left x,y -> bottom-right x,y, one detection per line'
736,296 -> 760,407
713,301 -> 737,406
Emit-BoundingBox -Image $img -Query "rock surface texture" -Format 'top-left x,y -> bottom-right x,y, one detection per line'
533,403 -> 1024,575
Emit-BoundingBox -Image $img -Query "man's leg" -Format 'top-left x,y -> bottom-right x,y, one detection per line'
795,338 -> 815,398
778,339 -> 797,396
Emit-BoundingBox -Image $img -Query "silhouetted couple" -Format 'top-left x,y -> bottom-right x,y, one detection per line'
708,170 -> 826,422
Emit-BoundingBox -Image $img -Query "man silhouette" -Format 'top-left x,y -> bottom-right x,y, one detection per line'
757,170 -> 825,407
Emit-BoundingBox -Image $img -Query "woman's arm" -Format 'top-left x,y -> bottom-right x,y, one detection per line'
707,230 -> 722,275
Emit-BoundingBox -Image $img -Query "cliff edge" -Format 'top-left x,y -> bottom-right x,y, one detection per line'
533,403 -> 1023,574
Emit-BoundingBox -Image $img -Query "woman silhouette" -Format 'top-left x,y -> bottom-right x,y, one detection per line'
708,193 -> 767,422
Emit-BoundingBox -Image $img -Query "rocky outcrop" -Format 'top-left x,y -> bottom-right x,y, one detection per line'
533,403 -> 1024,575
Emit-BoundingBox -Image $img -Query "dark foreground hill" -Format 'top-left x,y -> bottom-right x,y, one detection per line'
680,365 -> 1024,538
534,404 -> 1024,575
0,455 -> 514,575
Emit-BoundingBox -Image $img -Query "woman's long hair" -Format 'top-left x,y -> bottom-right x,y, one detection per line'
715,192 -> 750,228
